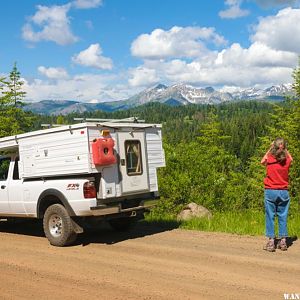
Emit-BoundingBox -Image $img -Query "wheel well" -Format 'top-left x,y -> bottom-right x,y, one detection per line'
38,196 -> 64,219
37,189 -> 76,219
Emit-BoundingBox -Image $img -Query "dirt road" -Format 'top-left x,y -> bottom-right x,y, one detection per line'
0,220 -> 299,300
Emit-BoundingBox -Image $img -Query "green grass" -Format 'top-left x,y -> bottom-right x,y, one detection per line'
144,210 -> 300,237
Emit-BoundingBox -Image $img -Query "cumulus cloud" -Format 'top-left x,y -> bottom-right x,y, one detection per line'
127,8 -> 300,89
216,42 -> 297,68
149,58 -> 293,87
22,4 -> 78,45
23,73 -> 131,102
24,7 -> 300,100
131,26 -> 226,60
251,7 -> 300,53
170,41 -> 295,87
72,43 -> 113,70
219,0 -> 250,19
38,66 -> 69,79
128,67 -> 159,87
254,0 -> 297,8
72,0 -> 102,9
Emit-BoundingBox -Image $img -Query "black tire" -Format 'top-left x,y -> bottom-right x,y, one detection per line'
43,204 -> 77,247
109,217 -> 137,232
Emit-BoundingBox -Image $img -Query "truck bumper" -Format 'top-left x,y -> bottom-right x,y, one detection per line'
90,205 -> 146,217
90,192 -> 159,218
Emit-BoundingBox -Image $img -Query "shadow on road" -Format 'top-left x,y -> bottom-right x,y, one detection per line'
77,219 -> 180,246
0,218 -> 180,246
287,236 -> 298,248
0,219 -> 44,237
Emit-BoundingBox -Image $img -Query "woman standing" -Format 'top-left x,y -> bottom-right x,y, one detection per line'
261,138 -> 293,252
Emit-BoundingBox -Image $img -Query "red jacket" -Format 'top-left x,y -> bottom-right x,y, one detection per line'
264,154 -> 292,190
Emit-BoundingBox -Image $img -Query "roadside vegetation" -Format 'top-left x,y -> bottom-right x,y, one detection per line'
145,210 -> 300,237
1,62 -> 300,236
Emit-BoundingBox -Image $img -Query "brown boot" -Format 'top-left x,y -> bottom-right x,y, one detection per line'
277,238 -> 287,251
264,238 -> 275,252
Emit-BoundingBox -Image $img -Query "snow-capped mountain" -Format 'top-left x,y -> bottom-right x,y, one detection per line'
125,83 -> 234,106
24,83 -> 294,115
226,83 -> 293,100
124,83 -> 293,106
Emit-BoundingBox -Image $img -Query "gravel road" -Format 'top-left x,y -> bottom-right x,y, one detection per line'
0,220 -> 299,300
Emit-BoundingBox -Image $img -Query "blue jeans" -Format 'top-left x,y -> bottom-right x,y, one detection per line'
264,189 -> 290,238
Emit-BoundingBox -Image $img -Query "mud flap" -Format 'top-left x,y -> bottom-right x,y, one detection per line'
71,218 -> 84,234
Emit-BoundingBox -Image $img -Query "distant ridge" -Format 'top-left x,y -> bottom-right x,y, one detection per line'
24,83 -> 294,115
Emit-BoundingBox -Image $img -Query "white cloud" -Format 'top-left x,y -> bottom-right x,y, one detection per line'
23,7 -> 300,101
154,59 -> 293,87
128,67 -> 159,87
254,0 -> 297,8
251,7 -> 300,53
129,41 -> 297,88
38,66 -> 69,79
72,43 -> 113,70
23,73 -> 130,102
127,8 -> 300,89
22,4 -> 78,45
72,0 -> 102,9
219,0 -> 298,19
131,26 -> 226,60
219,0 -> 250,19
216,42 -> 297,68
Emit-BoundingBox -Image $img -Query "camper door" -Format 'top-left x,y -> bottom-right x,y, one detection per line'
117,131 -> 149,194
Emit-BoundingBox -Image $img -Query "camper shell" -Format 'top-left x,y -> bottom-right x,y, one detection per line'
0,119 -> 165,246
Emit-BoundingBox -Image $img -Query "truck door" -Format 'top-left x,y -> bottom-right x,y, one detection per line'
8,158 -> 26,214
0,157 -> 11,214
117,131 -> 149,194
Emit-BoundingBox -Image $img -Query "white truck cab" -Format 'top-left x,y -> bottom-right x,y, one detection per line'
0,119 -> 165,246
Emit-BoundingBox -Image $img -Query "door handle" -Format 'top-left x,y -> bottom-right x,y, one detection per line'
1,185 -> 6,189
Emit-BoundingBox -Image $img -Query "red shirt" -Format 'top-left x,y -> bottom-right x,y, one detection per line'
264,154 -> 292,190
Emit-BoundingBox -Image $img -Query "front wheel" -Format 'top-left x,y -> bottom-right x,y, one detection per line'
43,204 -> 77,247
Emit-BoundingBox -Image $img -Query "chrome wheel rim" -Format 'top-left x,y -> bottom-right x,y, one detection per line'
49,214 -> 63,237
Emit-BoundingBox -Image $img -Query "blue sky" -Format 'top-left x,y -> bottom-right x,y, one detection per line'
0,0 -> 300,102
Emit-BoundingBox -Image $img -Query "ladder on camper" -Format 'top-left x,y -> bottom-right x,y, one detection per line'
41,117 -> 145,129
74,117 -> 145,123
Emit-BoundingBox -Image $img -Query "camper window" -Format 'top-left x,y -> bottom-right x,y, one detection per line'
0,157 -> 10,180
125,140 -> 142,175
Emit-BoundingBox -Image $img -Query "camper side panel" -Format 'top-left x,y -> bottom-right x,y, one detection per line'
19,128 -> 90,178
145,128 -> 165,192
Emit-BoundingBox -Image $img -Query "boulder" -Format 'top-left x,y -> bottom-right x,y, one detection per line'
177,202 -> 212,221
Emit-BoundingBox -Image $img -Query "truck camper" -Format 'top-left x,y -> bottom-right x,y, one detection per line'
0,118 -> 165,246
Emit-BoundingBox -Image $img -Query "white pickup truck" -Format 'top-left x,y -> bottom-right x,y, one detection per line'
0,120 -> 165,246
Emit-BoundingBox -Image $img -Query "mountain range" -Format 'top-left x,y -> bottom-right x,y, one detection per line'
24,83 -> 294,115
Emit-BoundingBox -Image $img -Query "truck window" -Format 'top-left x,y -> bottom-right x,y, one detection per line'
125,140 -> 142,175
0,157 -> 11,180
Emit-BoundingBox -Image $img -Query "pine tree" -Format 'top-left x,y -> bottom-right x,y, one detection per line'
3,62 -> 26,107
0,64 -> 35,137
292,57 -> 300,98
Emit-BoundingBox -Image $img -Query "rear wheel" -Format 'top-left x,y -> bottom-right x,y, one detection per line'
43,204 -> 77,247
109,217 -> 137,232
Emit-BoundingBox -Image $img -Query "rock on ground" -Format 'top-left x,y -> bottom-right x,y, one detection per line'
177,202 -> 212,221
